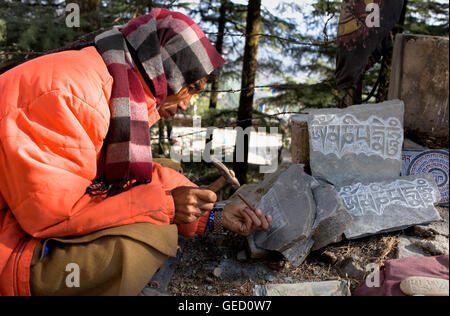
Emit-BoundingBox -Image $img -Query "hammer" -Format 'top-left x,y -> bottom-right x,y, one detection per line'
206,157 -> 240,193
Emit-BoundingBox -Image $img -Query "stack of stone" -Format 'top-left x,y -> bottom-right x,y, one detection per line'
305,100 -> 442,240
233,164 -> 353,266
236,100 -> 442,266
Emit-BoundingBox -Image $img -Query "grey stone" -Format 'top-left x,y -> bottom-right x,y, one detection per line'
413,235 -> 449,256
236,250 -> 247,261
253,280 -> 351,296
397,236 -> 428,259
307,100 -> 404,186
340,174 -> 442,239
311,184 -> 353,251
246,234 -> 272,259
401,149 -> 449,206
315,250 -> 339,265
400,276 -> 449,296
414,207 -> 449,238
281,238 -> 314,267
339,258 -> 365,280
253,165 -> 318,253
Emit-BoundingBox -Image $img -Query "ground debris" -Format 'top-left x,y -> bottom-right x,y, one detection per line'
166,207 -> 448,296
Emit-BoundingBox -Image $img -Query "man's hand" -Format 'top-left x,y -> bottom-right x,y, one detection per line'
171,186 -> 217,225
222,202 -> 273,237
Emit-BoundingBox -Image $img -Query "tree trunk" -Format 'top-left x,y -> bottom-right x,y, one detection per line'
209,0 -> 227,109
233,0 -> 261,185
376,0 -> 408,102
158,119 -> 165,155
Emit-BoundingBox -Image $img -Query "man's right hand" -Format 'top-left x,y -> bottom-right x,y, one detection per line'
171,186 -> 217,225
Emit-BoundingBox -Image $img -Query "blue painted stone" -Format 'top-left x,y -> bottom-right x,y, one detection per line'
402,150 -> 449,206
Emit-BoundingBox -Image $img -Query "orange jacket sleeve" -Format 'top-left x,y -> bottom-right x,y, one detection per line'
0,90 -> 179,239
151,163 -> 210,238
0,89 -> 208,239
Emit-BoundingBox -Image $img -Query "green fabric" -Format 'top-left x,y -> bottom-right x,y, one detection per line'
30,223 -> 178,296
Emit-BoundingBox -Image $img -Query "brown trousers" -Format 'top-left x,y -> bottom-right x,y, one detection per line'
29,223 -> 179,296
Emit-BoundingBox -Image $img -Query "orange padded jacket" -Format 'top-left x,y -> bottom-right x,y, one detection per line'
0,47 -> 208,296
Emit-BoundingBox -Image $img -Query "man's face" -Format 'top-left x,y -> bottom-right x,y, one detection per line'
158,77 -> 208,119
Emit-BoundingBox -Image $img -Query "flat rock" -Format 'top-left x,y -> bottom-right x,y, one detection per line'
253,280 -> 351,296
246,234 -> 272,259
397,236 -> 428,259
413,235 -> 449,256
339,174 -> 442,239
307,100 -> 404,186
311,184 -> 353,250
414,207 -> 449,238
339,257 -> 365,280
281,238 -> 314,267
236,250 -> 247,261
253,165 -> 318,253
400,276 -> 449,296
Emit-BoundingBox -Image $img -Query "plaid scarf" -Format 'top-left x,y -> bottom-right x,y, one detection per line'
88,9 -> 225,196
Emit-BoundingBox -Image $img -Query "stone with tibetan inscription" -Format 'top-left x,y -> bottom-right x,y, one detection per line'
339,174 -> 442,239
253,164 -> 318,252
308,100 -> 404,186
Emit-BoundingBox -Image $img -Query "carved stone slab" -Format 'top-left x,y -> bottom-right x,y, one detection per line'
253,165 -> 318,253
308,100 -> 404,186
402,149 -> 449,206
339,174 -> 442,239
400,276 -> 449,296
311,184 -> 353,251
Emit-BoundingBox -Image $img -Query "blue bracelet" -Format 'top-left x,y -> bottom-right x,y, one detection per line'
208,204 -> 216,232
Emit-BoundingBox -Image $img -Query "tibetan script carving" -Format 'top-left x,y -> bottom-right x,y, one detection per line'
339,178 -> 438,217
309,114 -> 403,160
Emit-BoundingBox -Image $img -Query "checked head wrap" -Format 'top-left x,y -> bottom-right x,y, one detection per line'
88,9 -> 225,196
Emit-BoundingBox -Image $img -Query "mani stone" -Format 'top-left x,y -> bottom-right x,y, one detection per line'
307,100 -> 405,186
400,277 -> 449,296
339,174 -> 442,240
311,184 -> 354,251
253,164 -> 318,254
226,162 -> 294,206
253,280 -> 351,296
401,149 -> 449,207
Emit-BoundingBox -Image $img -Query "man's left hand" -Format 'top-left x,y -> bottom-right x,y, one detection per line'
222,202 -> 273,237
